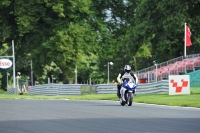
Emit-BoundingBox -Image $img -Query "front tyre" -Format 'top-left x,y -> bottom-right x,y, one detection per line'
127,92 -> 133,106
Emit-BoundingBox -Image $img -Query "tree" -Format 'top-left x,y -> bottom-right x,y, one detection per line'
131,0 -> 200,69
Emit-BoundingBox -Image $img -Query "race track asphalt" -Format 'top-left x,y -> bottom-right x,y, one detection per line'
0,99 -> 200,133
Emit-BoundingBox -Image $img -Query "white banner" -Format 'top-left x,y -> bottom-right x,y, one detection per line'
169,75 -> 190,95
0,59 -> 12,69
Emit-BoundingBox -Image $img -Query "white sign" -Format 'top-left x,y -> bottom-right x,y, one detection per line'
0,59 -> 13,69
169,75 -> 190,95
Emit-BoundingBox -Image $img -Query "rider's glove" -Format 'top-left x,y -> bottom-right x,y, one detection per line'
117,77 -> 121,84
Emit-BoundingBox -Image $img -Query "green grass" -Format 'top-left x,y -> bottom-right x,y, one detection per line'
0,94 -> 118,100
191,87 -> 200,93
134,94 -> 200,108
0,93 -> 200,108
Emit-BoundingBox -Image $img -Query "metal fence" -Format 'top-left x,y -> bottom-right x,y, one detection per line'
27,80 -> 169,96
6,79 -> 29,94
137,53 -> 200,83
29,84 -> 82,96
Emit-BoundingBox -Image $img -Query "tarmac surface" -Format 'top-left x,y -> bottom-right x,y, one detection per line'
0,99 -> 200,133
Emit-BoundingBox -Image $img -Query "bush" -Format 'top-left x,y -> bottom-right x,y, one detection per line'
0,89 -> 5,94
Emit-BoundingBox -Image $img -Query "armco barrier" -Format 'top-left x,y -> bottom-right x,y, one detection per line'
96,84 -> 117,94
29,84 -> 82,95
136,80 -> 168,94
28,80 -> 169,96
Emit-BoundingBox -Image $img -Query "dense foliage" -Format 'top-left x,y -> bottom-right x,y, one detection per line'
0,0 -> 200,89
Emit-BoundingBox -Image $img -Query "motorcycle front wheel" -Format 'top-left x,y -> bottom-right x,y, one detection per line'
127,92 -> 133,106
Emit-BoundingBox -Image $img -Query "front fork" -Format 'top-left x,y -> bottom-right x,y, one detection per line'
121,89 -> 135,101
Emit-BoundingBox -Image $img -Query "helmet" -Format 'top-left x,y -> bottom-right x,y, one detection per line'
124,65 -> 131,73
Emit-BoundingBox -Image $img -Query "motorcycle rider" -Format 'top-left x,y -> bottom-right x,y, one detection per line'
116,65 -> 138,100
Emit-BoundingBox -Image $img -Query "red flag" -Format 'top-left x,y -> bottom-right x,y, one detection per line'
186,25 -> 192,46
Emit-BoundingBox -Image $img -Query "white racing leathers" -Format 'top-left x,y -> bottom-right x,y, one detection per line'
120,73 -> 136,101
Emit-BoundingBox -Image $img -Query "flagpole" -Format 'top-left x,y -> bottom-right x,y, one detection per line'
184,22 -> 186,57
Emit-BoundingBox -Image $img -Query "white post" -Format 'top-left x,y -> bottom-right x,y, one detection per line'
17,72 -> 21,93
107,62 -> 109,84
12,40 -> 16,94
7,72 -> 9,90
184,22 -> 187,57
153,61 -> 158,82
107,62 -> 113,84
155,64 -> 157,82
75,65 -> 77,84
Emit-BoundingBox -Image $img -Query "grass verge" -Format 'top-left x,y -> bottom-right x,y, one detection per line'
0,93 -> 200,108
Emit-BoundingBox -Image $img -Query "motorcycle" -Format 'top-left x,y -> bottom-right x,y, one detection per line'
120,77 -> 137,106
